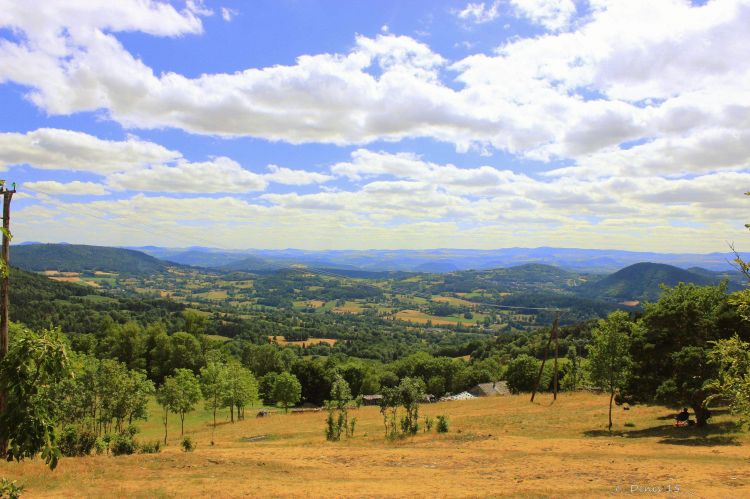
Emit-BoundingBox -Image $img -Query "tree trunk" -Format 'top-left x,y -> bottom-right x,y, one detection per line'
608,390 -> 615,431
692,402 -> 709,427
230,404 -> 234,423
163,408 -> 168,445
180,413 -> 185,436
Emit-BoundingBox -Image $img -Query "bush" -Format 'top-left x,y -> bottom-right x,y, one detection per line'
181,436 -> 195,452
436,415 -> 449,433
94,437 -> 109,456
58,425 -> 97,457
624,421 -> 636,428
424,415 -> 434,432
138,441 -> 162,454
504,354 -> 543,394
0,478 -> 23,499
110,433 -> 137,456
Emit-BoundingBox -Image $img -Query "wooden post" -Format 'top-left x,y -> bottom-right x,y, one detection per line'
553,311 -> 560,400
0,187 -> 14,456
530,312 -> 559,403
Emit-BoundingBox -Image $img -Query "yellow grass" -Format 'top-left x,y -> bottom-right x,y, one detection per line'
395,309 -> 468,326
48,277 -> 82,283
42,271 -> 80,277
268,336 -> 338,347
332,301 -> 362,314
2,393 -> 748,498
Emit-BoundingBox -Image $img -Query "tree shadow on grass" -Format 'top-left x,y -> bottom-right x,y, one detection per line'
583,421 -> 741,446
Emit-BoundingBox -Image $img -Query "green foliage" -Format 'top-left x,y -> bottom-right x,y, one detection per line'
58,425 -> 97,457
223,360 -> 258,422
627,283 -> 748,426
398,377 -> 425,436
436,415 -> 449,433
181,436 -> 195,452
94,437 -> 108,455
110,430 -> 137,456
424,415 -> 434,432
166,369 -> 202,436
325,374 -> 352,441
273,372 -> 302,413
0,478 -> 23,499
0,327 -> 71,470
138,440 -> 162,454
587,311 -> 633,430
200,361 -> 228,428
12,243 -> 168,276
706,335 -> 750,426
504,354 -> 541,394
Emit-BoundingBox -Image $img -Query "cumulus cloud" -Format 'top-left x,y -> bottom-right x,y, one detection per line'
107,157 -> 267,193
24,180 -> 109,196
509,0 -> 576,31
0,128 -> 181,174
454,2 -> 501,24
2,0 -> 749,166
265,165 -> 333,185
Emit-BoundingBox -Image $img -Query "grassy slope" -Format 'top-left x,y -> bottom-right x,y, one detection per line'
2,392 -> 748,498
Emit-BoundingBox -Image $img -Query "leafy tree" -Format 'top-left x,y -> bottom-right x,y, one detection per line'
170,332 -> 204,373
272,372 -> 302,413
0,326 -> 71,470
504,354 -> 542,393
706,335 -> 750,426
223,361 -> 258,422
561,345 -> 585,391
626,283 -> 747,426
397,377 -> 425,435
587,311 -> 633,431
325,374 -> 352,441
200,361 -> 228,442
170,369 -> 201,436
156,377 -> 180,444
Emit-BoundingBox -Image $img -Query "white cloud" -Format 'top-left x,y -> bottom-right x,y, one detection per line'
221,7 -> 238,22
24,180 -> 109,196
0,128 -> 181,174
510,0 -> 576,31
455,2 -> 501,24
107,157 -> 267,193
264,165 -> 333,185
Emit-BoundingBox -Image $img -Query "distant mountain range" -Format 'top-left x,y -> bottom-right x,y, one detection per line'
9,244 -> 747,304
123,245 -> 748,274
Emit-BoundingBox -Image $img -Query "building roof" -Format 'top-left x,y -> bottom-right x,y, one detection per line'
468,381 -> 510,397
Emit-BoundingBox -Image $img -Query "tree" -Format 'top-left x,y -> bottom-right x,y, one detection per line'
325,374 -> 352,441
0,326 -> 71,469
504,354 -> 542,393
587,311 -> 633,431
170,369 -> 201,436
706,335 -> 750,426
156,377 -> 180,444
200,361 -> 228,444
224,361 -> 258,422
626,283 -> 748,426
272,372 -> 301,413
398,377 -> 426,435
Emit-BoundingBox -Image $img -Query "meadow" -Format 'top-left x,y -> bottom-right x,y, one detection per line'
2,392 -> 748,498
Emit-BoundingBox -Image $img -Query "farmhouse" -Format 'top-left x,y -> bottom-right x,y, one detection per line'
362,394 -> 383,406
468,381 -> 510,397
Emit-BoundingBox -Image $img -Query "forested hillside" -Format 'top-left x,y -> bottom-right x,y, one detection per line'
12,243 -> 170,275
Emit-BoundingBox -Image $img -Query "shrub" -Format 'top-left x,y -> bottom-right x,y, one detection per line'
436,415 -> 449,433
181,436 -> 195,452
349,417 -> 357,437
138,441 -> 162,454
624,421 -> 636,428
0,478 -> 24,499
424,415 -> 434,432
58,425 -> 97,457
94,437 -> 109,456
110,433 -> 137,456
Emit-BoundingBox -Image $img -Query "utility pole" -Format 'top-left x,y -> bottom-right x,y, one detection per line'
0,182 -> 14,456
530,311 -> 561,403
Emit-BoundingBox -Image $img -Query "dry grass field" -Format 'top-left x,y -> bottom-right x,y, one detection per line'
2,392 -> 749,498
268,336 -> 338,347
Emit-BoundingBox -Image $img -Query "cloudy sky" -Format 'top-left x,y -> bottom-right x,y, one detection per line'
1,0 -> 748,252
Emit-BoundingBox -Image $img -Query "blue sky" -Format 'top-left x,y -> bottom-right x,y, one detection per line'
0,0 -> 749,252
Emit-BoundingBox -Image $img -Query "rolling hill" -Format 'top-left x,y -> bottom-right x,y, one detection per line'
575,262 -> 736,302
11,243 -> 171,275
